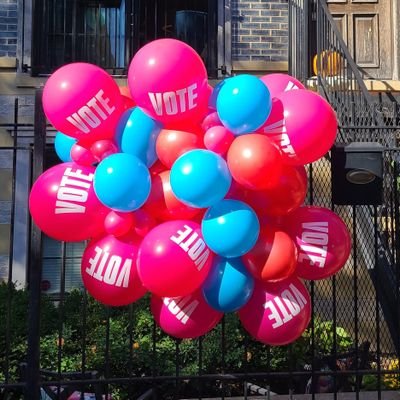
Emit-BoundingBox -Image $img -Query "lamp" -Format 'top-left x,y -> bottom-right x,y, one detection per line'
331,142 -> 385,205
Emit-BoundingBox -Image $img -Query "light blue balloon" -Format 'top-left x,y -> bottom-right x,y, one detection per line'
202,257 -> 254,313
94,153 -> 151,212
170,149 -> 232,208
216,74 -> 272,135
54,131 -> 77,162
202,199 -> 260,258
116,107 -> 162,167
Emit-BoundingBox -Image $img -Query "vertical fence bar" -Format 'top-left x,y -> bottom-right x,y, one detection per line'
26,89 -> 46,400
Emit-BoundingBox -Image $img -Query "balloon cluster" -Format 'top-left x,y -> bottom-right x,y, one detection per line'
29,39 -> 351,346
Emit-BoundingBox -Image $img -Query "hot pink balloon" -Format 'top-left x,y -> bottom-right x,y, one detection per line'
151,289 -> 223,339
257,90 -> 338,165
70,143 -> 97,166
137,220 -> 214,298
90,139 -> 118,162
260,73 -> 305,98
42,63 -> 124,145
132,209 -> 158,238
238,277 -> 311,346
204,125 -> 235,155
201,111 -> 222,132
282,206 -> 351,280
81,234 -> 146,306
29,162 -> 107,242
128,39 -> 209,126
104,210 -> 134,237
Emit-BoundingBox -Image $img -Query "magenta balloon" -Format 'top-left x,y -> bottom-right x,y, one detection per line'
282,206 -> 351,280
137,220 -> 214,298
42,63 -> 124,145
29,162 -> 108,241
257,90 -> 338,165
151,289 -> 223,339
104,210 -> 135,237
238,277 -> 311,346
128,39 -> 209,126
204,125 -> 235,155
81,234 -> 146,306
260,73 -> 305,98
70,143 -> 97,166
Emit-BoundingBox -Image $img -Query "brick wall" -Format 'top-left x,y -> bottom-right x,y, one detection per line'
0,0 -> 17,58
232,0 -> 288,62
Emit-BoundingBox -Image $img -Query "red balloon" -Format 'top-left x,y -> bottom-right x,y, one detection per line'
70,143 -> 97,166
204,125 -> 235,155
227,134 -> 283,190
29,162 -> 107,241
257,90 -> 338,165
90,139 -> 118,162
156,129 -> 203,169
149,159 -> 168,177
238,165 -> 307,217
137,220 -> 214,298
242,226 -> 298,283
282,206 -> 351,280
238,277 -> 311,346
144,170 -> 201,221
104,210 -> 134,237
132,209 -> 157,237
81,234 -> 146,306
120,86 -> 136,110
151,289 -> 222,339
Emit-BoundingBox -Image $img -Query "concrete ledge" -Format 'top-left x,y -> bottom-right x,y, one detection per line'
0,57 -> 17,70
232,60 -> 288,73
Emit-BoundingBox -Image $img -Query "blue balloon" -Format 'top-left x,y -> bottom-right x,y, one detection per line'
54,131 -> 77,162
116,107 -> 162,167
216,74 -> 272,135
208,80 -> 225,110
202,256 -> 254,312
94,153 -> 151,212
202,199 -> 260,258
170,149 -> 232,208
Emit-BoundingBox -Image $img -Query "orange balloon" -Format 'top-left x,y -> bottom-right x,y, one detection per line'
242,226 -> 297,283
227,134 -> 283,190
144,170 -> 201,221
156,129 -> 203,169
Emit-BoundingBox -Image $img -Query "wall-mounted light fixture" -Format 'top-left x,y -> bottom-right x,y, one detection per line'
331,142 -> 385,205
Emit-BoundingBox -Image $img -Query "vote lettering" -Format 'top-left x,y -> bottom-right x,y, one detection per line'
263,119 -> 296,158
170,224 -> 211,271
163,295 -> 199,325
85,246 -> 131,288
297,221 -> 329,268
55,167 -> 94,214
148,83 -> 198,116
264,283 -> 308,329
66,89 -> 116,134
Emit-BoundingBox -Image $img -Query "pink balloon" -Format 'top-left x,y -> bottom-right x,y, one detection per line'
260,73 -> 305,98
282,206 -> 351,280
151,289 -> 223,339
257,90 -> 338,165
43,63 -> 124,145
90,139 -> 118,162
29,162 -> 107,241
201,111 -> 222,132
137,220 -> 214,298
238,277 -> 311,346
81,234 -> 146,306
70,143 -> 97,166
204,125 -> 235,155
128,39 -> 209,126
104,210 -> 134,237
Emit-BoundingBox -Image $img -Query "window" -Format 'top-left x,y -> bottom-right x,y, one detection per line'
32,0 -> 218,77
